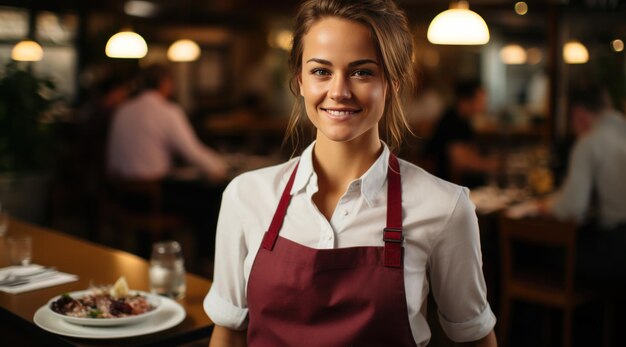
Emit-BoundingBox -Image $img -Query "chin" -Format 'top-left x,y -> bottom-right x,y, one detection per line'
318,130 -> 365,144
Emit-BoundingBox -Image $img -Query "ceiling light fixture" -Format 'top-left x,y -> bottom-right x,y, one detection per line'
167,39 -> 201,62
11,40 -> 43,61
427,1 -> 490,45
105,30 -> 148,59
563,40 -> 589,64
514,2 -> 528,16
500,44 -> 527,64
526,47 -> 543,65
611,39 -> 624,52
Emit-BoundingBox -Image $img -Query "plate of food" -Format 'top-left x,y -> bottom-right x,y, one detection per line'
46,277 -> 161,327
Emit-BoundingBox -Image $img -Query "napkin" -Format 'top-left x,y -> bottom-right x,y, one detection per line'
0,264 -> 78,294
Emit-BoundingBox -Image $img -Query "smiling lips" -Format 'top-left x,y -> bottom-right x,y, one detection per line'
322,107 -> 362,120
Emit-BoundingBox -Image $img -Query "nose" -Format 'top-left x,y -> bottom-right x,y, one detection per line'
329,75 -> 351,101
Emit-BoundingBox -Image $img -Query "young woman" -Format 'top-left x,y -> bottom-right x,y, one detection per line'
205,1 -> 497,346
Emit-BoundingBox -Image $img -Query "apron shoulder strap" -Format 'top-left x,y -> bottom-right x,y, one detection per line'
384,154 -> 403,268
261,162 -> 299,251
261,154 -> 404,268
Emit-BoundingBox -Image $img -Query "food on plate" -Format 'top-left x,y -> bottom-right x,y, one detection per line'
50,277 -> 154,319
110,276 -> 130,298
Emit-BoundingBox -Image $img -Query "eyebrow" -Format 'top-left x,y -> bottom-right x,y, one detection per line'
305,58 -> 379,67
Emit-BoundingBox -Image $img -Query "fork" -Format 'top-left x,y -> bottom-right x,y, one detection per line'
0,267 -> 57,286
1,271 -> 59,287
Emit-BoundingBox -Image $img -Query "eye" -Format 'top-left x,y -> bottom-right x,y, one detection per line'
310,68 -> 330,76
352,69 -> 374,78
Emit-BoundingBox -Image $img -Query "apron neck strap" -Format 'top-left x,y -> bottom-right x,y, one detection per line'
261,155 -> 404,268
383,154 -> 403,268
261,162 -> 299,251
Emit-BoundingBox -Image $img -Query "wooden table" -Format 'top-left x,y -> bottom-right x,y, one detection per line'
0,217 -> 214,346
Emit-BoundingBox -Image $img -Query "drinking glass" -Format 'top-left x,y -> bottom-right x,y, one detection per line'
7,236 -> 32,266
149,240 -> 186,299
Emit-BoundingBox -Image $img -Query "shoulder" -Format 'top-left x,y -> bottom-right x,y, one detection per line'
397,159 -> 477,251
399,158 -> 467,205
222,158 -> 299,205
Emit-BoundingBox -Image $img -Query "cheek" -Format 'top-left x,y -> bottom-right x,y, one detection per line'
361,85 -> 386,112
301,80 -> 326,102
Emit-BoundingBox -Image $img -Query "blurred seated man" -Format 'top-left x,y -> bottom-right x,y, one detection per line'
541,83 -> 626,283
106,64 -> 228,264
422,79 -> 498,188
107,64 -> 228,182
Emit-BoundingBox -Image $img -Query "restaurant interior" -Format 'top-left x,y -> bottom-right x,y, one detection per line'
0,0 -> 625,346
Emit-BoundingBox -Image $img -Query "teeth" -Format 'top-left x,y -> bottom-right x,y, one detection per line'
325,109 -> 356,116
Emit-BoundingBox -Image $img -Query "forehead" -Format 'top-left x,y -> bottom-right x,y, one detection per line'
302,17 -> 378,62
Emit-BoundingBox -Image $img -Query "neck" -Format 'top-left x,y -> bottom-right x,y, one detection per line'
312,135 -> 382,190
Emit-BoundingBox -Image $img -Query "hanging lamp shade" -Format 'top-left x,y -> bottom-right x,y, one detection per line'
427,1 -> 490,45
167,39 -> 201,62
500,44 -> 527,64
11,40 -> 44,61
105,31 -> 148,59
563,40 -> 588,64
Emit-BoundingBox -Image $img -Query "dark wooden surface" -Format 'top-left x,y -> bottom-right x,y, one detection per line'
0,217 -> 214,346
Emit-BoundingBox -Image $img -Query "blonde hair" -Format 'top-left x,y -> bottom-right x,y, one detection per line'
284,0 -> 415,154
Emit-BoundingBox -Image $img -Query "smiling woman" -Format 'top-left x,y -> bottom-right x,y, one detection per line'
204,1 -> 497,346
299,17 -> 387,150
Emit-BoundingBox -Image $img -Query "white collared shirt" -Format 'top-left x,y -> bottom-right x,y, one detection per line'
552,110 -> 626,228
205,142 -> 495,345
107,91 -> 226,180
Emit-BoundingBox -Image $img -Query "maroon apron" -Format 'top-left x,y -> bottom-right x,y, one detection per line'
247,155 -> 417,347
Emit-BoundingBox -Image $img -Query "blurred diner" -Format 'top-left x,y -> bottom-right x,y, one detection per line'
539,83 -> 626,284
106,63 -> 230,266
422,79 -> 499,188
107,63 -> 229,182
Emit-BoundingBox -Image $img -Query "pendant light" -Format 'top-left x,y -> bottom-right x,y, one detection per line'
563,40 -> 589,64
500,44 -> 527,65
427,1 -> 490,45
105,30 -> 148,59
167,39 -> 201,62
11,40 -> 44,61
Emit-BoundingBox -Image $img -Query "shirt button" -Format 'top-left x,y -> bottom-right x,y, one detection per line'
343,210 -> 349,216
327,234 -> 332,240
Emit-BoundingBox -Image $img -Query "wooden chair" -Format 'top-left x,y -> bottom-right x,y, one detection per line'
498,214 -> 599,347
98,178 -> 191,259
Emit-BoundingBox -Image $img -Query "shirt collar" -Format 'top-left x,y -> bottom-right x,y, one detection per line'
290,141 -> 391,207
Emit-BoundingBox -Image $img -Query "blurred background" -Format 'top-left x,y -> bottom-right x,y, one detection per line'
0,1 -> 625,346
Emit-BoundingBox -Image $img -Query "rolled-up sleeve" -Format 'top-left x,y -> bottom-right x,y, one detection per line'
428,188 -> 496,342
204,178 -> 249,330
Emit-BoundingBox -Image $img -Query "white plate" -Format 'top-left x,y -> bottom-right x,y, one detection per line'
33,294 -> 186,339
46,290 -> 161,326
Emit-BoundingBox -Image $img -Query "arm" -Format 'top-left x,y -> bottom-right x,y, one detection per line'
456,330 -> 497,347
429,189 -> 497,343
167,106 -> 229,182
549,139 -> 594,221
204,180 -> 251,339
449,142 -> 498,174
209,325 -> 247,347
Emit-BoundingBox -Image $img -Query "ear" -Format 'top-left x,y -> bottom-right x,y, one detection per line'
392,80 -> 400,93
298,73 -> 304,96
